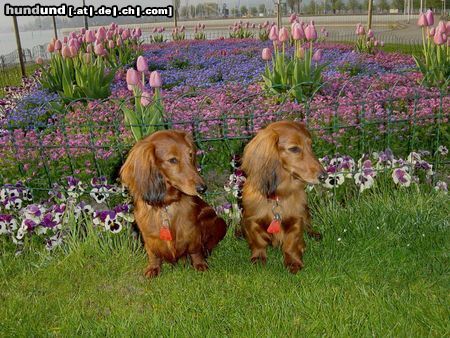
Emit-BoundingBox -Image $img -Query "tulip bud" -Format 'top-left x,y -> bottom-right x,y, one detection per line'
54,40 -> 62,51
62,45 -> 71,58
126,68 -> 140,86
262,48 -> 272,61
312,49 -> 322,62
433,31 -> 445,45
269,25 -> 278,41
137,56 -> 148,72
305,23 -> 317,41
47,43 -> 55,53
367,29 -> 374,38
85,30 -> 95,43
81,28 -> 86,34
425,9 -> 434,26
292,23 -> 304,40
69,46 -> 78,57
116,38 -> 122,46
35,57 -> 44,65
149,71 -> 162,88
94,44 -> 104,56
417,13 -> 429,27
86,44 -> 93,53
297,46 -> 305,58
141,91 -> 152,107
429,27 -> 436,37
83,53 -> 91,64
278,27 -> 290,42
108,40 -> 115,49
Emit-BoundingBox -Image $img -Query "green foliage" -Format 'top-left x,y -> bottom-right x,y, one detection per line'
413,28 -> 450,91
38,53 -> 115,100
262,41 -> 326,102
121,88 -> 165,141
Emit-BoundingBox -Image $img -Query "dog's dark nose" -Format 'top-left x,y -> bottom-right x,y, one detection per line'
318,171 -> 328,182
196,184 -> 207,194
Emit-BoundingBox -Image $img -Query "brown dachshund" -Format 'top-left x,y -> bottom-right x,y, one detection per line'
241,121 -> 326,274
120,130 -> 227,278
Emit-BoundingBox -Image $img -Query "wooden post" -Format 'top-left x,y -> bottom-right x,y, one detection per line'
52,16 -> 58,39
367,0 -> 373,29
12,16 -> 26,78
83,0 -> 89,30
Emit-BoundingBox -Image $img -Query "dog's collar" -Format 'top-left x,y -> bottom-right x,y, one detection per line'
159,206 -> 173,241
267,194 -> 279,201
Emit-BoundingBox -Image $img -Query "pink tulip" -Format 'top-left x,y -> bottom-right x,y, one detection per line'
137,56 -> 148,72
126,68 -> 140,86
54,40 -> 62,51
108,40 -> 115,49
85,30 -> 95,43
94,44 -> 104,56
62,45 -> 71,58
434,31 -> 445,45
429,27 -> 436,37
63,37 -> 68,44
136,28 -> 142,37
425,9 -> 434,26
107,31 -> 114,40
116,38 -> 122,46
181,25 -> 185,32
278,27 -> 290,42
355,23 -> 362,35
374,40 -> 379,46
304,23 -> 317,41
269,25 -> 278,41
289,13 -> 297,24
35,57 -> 44,65
312,49 -> 322,62
86,44 -> 93,53
417,13 -> 429,27
292,23 -> 304,40
81,28 -> 86,34
367,29 -> 374,38
152,27 -> 157,33
47,43 -> 55,53
380,41 -> 385,47
69,46 -> 78,57
83,53 -> 91,64
262,48 -> 272,61
141,91 -> 152,106
149,71 -> 162,88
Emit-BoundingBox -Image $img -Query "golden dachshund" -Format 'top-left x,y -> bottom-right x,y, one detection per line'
120,130 -> 227,277
241,121 -> 326,273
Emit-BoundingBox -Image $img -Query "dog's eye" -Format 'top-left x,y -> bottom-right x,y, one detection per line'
168,158 -> 178,164
288,146 -> 301,153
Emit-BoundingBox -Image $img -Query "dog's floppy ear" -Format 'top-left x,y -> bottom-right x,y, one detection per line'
120,140 -> 166,206
242,128 -> 280,197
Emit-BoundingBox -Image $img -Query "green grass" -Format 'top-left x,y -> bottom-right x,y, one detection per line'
0,188 -> 448,336
0,63 -> 40,97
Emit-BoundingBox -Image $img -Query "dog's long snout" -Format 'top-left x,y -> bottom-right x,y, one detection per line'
318,171 -> 328,182
196,183 -> 207,194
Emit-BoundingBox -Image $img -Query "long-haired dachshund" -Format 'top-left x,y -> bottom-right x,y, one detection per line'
120,130 -> 227,277
241,121 -> 326,274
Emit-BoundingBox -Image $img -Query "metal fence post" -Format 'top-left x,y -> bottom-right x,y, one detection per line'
12,15 -> 26,78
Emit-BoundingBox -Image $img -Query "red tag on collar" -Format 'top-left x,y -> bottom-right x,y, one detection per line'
159,227 -> 173,241
267,219 -> 281,234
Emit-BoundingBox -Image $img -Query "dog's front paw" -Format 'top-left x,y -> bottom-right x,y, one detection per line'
308,230 -> 323,241
144,265 -> 161,278
286,261 -> 304,274
250,255 -> 267,265
193,261 -> 209,272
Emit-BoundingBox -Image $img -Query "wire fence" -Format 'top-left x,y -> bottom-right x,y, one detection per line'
0,79 -> 448,199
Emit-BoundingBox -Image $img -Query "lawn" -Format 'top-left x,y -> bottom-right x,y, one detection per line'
1,188 -> 448,336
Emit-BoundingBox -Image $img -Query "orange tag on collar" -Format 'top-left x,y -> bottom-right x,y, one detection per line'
267,220 -> 281,234
159,227 -> 173,241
